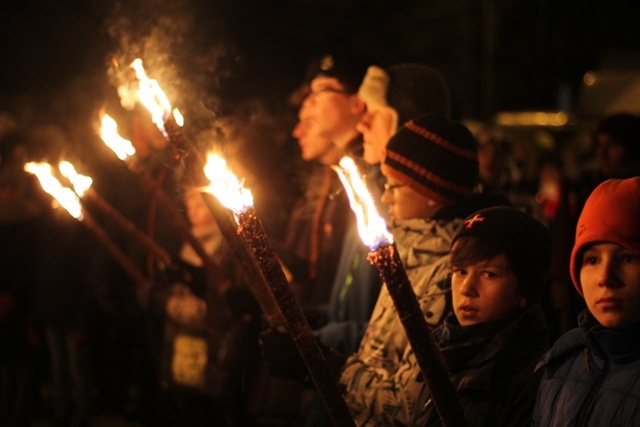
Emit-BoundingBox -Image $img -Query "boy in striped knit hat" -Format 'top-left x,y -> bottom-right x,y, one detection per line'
340,114 -> 509,426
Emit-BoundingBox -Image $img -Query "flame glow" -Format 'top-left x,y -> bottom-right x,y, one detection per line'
25,162 -> 83,220
100,114 -> 136,161
130,58 -> 181,135
333,156 -> 392,250
173,109 -> 184,127
59,161 -> 93,197
203,153 -> 253,216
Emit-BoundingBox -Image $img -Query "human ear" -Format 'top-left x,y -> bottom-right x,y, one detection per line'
351,96 -> 366,115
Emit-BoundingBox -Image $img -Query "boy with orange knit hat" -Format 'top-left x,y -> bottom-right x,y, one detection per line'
532,176 -> 640,426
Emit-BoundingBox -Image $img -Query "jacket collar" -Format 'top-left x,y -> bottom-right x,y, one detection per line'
580,310 -> 640,363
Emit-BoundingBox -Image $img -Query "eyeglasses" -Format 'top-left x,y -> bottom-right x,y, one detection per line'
308,87 -> 350,100
384,183 -> 406,193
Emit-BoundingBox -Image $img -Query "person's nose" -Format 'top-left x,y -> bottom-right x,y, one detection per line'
292,122 -> 305,140
302,93 -> 315,107
597,258 -> 623,289
381,187 -> 393,206
356,112 -> 372,134
459,274 -> 478,297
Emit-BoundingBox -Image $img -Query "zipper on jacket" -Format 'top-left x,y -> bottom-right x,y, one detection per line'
576,357 -> 610,426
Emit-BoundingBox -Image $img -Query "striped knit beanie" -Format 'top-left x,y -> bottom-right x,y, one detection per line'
570,177 -> 640,296
381,114 -> 478,205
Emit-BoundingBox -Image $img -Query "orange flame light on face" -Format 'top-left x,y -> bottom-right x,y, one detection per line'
333,156 -> 392,250
130,58 -> 183,134
100,114 -> 136,161
203,152 -> 253,217
24,162 -> 83,220
59,161 -> 93,197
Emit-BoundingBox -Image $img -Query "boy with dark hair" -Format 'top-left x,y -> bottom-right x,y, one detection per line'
413,206 -> 552,426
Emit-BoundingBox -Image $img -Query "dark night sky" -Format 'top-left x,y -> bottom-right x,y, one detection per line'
2,0 -> 640,136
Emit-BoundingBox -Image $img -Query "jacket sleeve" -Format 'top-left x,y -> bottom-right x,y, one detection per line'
340,342 -> 427,426
338,265 -> 451,426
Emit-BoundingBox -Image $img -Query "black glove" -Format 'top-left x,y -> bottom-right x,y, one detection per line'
260,328 -> 308,381
259,328 -> 346,382
303,307 -> 328,330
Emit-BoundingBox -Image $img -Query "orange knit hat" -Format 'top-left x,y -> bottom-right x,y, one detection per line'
570,177 -> 640,295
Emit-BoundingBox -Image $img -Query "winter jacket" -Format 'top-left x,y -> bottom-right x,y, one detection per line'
413,305 -> 549,427
339,193 -> 511,426
532,309 -> 640,427
313,222 -> 383,356
310,160 -> 386,356
282,165 -> 354,309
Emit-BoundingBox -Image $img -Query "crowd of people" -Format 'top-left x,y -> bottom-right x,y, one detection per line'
1,48 -> 640,427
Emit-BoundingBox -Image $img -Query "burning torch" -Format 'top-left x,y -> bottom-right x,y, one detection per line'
25,162 -> 148,291
204,153 -> 356,427
333,156 -> 466,427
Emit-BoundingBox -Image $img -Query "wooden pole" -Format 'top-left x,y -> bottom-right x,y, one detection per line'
237,207 -> 356,427
368,243 -> 467,427
83,187 -> 172,267
79,209 -> 150,302
200,192 -> 285,329
163,116 -> 206,167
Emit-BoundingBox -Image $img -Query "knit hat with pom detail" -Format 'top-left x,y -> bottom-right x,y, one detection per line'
570,177 -> 640,296
381,114 -> 479,206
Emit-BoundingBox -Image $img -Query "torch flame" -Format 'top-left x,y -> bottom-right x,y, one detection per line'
333,156 -> 393,250
59,161 -> 93,198
25,162 -> 84,220
130,58 -> 181,135
173,109 -> 184,127
100,114 -> 136,161
203,152 -> 253,216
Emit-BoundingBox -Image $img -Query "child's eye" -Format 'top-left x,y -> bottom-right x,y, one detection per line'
582,255 -> 598,265
452,267 -> 467,276
481,271 -> 497,279
621,253 -> 640,264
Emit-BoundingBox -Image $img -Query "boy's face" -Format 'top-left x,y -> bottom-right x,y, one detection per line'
595,133 -> 631,178
302,76 -> 364,149
580,242 -> 640,328
380,175 -> 439,221
477,138 -> 505,188
293,117 -> 337,165
357,104 -> 396,165
451,250 -> 525,326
